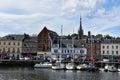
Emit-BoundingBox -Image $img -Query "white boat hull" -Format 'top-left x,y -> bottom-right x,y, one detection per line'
99,68 -> 105,71
117,66 -> 120,72
108,66 -> 117,72
52,66 -> 64,70
76,64 -> 88,70
34,62 -> 52,68
66,63 -> 75,70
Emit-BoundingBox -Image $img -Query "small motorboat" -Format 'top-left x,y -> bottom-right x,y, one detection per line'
66,63 -> 75,70
87,63 -> 98,72
118,66 -> 120,72
76,64 -> 88,71
104,64 -> 109,72
52,61 -> 65,70
99,68 -> 105,72
108,65 -> 117,72
34,62 -> 52,68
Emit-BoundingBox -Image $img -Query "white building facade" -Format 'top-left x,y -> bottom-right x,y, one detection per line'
51,44 -> 87,59
101,43 -> 120,57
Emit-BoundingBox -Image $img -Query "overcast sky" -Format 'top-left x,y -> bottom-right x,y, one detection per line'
0,0 -> 120,37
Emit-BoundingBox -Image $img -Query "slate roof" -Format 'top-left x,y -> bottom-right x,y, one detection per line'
53,38 -> 86,48
0,34 -> 37,42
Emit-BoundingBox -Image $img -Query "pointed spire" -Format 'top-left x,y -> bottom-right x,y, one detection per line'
80,15 -> 82,30
78,15 -> 84,39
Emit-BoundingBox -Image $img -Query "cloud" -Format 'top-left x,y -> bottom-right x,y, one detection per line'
83,5 -> 120,36
0,0 -> 119,37
62,0 -> 106,16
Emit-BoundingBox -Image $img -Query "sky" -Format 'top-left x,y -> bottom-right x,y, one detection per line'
0,0 -> 120,37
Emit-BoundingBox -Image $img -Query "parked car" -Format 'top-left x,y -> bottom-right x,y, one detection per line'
115,59 -> 120,62
19,57 -> 25,60
103,58 -> 109,62
24,57 -> 30,60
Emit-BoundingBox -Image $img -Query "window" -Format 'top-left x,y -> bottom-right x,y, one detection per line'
107,46 -> 109,49
103,51 -> 105,54
3,48 -> 5,52
80,50 -> 84,53
112,46 -> 114,49
67,44 -> 73,48
107,51 -> 109,54
116,46 -> 118,49
102,46 -> 105,49
24,44 -> 26,47
54,49 -> 58,53
18,42 -> 20,46
74,50 -> 75,53
13,42 -> 15,45
116,51 -> 118,55
4,42 -> 6,45
7,48 -> 10,53
12,48 -> 15,53
8,42 -> 10,45
65,50 -> 66,53
17,48 -> 20,53
112,51 -> 114,55
68,50 -> 69,53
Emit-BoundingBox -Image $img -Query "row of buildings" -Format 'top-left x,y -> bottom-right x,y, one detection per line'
0,17 -> 120,60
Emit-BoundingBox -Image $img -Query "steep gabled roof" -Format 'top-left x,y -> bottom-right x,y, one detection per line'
38,26 -> 58,40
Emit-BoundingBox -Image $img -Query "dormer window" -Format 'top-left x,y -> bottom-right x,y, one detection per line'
67,44 -> 73,48
53,44 -> 59,48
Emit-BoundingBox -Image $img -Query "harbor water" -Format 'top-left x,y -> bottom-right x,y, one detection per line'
0,67 -> 120,80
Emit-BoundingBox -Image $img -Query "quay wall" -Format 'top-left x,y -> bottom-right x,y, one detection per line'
0,60 -> 120,67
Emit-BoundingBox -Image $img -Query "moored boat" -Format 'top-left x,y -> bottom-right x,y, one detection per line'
118,66 -> 120,72
99,68 -> 105,72
52,61 -> 65,70
66,63 -> 75,70
76,64 -> 88,70
87,63 -> 98,72
34,62 -> 52,68
104,64 -> 109,72
108,65 -> 117,72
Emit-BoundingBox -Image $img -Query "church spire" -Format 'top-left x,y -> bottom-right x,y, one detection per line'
80,16 -> 82,31
78,16 -> 84,39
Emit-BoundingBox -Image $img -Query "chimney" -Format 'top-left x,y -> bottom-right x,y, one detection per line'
88,31 -> 91,37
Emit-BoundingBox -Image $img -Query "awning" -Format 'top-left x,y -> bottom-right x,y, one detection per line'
37,52 -> 51,55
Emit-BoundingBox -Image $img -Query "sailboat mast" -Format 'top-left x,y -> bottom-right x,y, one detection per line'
60,25 -> 63,61
90,33 -> 93,58
60,25 -> 63,48
72,36 -> 74,60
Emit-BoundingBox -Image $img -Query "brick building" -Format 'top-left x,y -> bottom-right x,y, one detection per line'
37,27 -> 58,55
86,32 -> 101,60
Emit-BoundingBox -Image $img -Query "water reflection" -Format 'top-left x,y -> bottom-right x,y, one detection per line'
0,67 -> 120,80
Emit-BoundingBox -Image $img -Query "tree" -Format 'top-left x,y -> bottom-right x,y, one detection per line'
71,33 -> 78,37
104,34 -> 112,39
96,34 -> 103,38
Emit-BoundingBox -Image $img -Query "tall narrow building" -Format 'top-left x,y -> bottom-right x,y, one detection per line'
37,27 -> 58,55
78,17 -> 84,39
